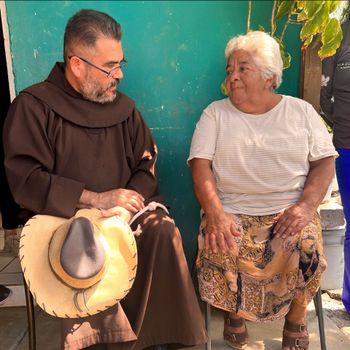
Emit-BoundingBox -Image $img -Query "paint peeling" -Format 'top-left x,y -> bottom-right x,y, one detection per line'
178,43 -> 187,51
150,127 -> 182,131
147,105 -> 166,113
43,29 -> 53,37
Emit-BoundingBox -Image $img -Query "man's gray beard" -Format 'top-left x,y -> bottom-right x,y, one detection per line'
80,76 -> 118,104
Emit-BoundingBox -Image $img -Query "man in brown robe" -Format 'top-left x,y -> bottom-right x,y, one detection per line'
3,9 -> 207,350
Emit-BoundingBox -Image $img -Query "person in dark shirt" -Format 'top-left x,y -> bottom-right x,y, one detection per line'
321,19 -> 350,314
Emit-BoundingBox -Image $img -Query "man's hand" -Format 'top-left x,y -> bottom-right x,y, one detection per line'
80,188 -> 145,213
274,202 -> 316,239
93,189 -> 145,212
100,205 -> 133,222
204,212 -> 241,253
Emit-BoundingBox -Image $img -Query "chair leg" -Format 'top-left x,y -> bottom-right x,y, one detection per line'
23,277 -> 36,350
205,303 -> 211,350
314,288 -> 327,350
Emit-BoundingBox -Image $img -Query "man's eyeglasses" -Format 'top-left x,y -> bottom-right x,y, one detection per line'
69,55 -> 127,78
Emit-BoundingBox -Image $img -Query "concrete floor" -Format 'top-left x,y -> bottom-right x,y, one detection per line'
1,293 -> 350,350
1,228 -> 350,349
204,302 -> 350,350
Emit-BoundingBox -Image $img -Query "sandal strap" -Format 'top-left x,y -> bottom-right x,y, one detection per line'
282,334 -> 309,348
225,316 -> 245,327
223,328 -> 248,344
284,319 -> 308,333
283,320 -> 309,349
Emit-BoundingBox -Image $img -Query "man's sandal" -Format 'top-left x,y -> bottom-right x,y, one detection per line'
282,320 -> 309,349
223,315 -> 248,349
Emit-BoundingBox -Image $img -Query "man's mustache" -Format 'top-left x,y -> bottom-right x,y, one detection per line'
109,79 -> 119,88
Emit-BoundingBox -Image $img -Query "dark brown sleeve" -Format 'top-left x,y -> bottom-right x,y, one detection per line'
3,93 -> 84,217
125,108 -> 160,201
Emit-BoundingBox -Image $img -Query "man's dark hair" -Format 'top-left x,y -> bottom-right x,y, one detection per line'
63,9 -> 122,62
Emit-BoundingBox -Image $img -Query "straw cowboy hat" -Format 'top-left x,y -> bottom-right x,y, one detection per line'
19,208 -> 137,318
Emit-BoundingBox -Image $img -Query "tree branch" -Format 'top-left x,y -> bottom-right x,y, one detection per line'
247,0 -> 252,33
271,0 -> 278,35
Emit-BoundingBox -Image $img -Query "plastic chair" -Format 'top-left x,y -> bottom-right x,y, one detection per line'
204,288 -> 326,350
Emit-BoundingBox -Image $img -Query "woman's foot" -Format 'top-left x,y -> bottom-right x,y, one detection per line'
282,319 -> 309,350
223,311 -> 248,349
282,299 -> 309,349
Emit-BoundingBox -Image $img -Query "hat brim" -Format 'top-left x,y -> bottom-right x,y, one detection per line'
20,209 -> 137,318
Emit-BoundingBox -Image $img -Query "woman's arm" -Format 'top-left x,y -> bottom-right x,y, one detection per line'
274,156 -> 335,238
190,158 -> 240,252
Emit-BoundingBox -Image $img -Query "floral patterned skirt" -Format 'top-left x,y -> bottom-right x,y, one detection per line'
196,213 -> 326,322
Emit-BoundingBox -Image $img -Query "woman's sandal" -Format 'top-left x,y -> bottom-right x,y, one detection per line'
282,319 -> 309,349
223,315 -> 248,349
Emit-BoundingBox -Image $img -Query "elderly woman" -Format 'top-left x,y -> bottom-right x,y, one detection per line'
188,31 -> 337,350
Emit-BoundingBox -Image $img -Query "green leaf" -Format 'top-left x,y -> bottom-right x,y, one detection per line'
319,18 -> 343,58
296,0 -> 306,11
297,7 -> 308,22
325,0 -> 340,15
221,82 -> 228,96
276,0 -> 296,20
281,49 -> 291,69
304,0 -> 324,18
300,3 -> 329,40
322,18 -> 342,45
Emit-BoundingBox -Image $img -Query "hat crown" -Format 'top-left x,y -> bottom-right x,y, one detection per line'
60,217 -> 106,279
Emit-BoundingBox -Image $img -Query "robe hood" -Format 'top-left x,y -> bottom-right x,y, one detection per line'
21,63 -> 134,128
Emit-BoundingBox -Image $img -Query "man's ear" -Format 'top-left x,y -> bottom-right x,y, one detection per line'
68,56 -> 84,78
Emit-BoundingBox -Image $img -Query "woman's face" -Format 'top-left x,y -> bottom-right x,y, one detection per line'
225,50 -> 268,109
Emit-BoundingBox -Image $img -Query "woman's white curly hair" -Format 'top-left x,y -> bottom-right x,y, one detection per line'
225,31 -> 283,89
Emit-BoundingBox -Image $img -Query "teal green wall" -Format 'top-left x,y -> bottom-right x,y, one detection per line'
5,0 -> 301,264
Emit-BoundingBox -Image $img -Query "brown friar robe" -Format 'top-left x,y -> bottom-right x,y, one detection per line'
4,63 -> 207,350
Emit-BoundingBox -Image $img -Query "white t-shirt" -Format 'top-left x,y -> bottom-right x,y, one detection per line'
188,96 -> 338,215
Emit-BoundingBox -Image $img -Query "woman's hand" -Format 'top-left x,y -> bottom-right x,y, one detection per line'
274,157 -> 335,239
204,212 -> 241,253
189,158 -> 241,252
274,201 -> 316,239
